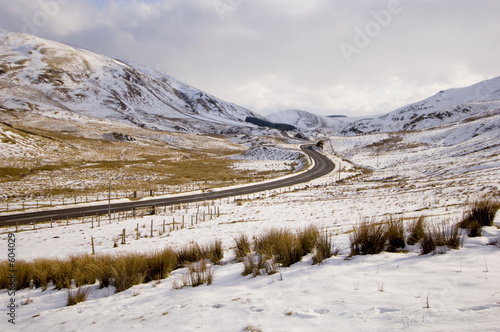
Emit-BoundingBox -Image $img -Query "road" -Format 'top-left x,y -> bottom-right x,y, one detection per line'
0,144 -> 335,226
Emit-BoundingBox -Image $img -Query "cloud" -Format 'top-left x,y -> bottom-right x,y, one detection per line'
0,0 -> 498,117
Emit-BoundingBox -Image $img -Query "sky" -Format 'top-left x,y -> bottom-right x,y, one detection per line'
0,0 -> 499,117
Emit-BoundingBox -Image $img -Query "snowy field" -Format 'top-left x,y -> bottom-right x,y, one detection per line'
1,126 -> 499,331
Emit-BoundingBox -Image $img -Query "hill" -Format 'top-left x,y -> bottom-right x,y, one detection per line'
0,31 -> 263,134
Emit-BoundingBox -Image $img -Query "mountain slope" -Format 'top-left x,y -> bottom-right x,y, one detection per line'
266,109 -> 352,130
0,31 -> 262,133
341,76 -> 500,135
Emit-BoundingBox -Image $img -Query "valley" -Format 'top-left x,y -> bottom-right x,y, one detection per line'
0,31 -> 499,331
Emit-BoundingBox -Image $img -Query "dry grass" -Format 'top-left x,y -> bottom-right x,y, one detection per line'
67,286 -> 92,306
385,217 -> 406,252
254,228 -> 303,267
177,239 -> 223,266
349,221 -> 388,256
299,225 -> 320,256
242,226 -> 326,274
407,216 -> 426,245
0,116 -> 291,204
173,260 -> 215,289
312,231 -> 335,265
459,199 -> 499,237
233,234 -> 252,261
3,250 -> 178,293
202,239 -> 224,265
242,254 -> 278,277
145,248 -> 178,281
420,221 -> 461,255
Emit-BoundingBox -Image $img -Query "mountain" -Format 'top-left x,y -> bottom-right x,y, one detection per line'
340,76 -> 500,135
0,31 -> 263,133
267,78 -> 500,139
266,109 -> 343,130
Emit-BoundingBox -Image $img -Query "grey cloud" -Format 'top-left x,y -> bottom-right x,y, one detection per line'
0,0 -> 498,117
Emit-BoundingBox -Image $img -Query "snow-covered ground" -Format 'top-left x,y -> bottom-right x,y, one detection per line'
1,123 -> 499,331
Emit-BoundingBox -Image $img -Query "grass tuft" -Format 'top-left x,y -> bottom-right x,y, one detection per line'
67,286 -> 92,306
173,260 -> 215,288
255,228 -> 303,267
407,216 -> 426,245
385,217 -> 406,252
349,221 -> 387,256
459,199 -> 499,237
233,234 -> 252,261
177,239 -> 224,266
299,225 -> 320,256
420,221 -> 461,255
203,239 -> 224,265
312,231 -> 334,265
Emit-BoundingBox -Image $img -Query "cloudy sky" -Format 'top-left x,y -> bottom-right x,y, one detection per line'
1,0 -> 499,117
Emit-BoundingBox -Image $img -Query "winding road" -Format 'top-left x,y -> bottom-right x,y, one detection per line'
0,144 -> 335,226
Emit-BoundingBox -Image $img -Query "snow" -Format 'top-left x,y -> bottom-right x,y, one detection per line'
1,29 -> 500,332
1,124 -> 499,331
268,77 -> 500,137
0,31 -> 262,134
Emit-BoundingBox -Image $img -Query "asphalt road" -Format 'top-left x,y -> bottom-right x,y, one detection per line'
0,144 -> 335,226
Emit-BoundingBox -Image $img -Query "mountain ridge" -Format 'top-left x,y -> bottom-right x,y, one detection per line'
0,31 -> 263,134
266,76 -> 500,138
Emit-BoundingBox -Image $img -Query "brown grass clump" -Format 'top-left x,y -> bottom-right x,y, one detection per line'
67,286 -> 92,306
349,221 -> 387,256
385,217 -> 406,252
177,243 -> 203,266
2,249 -> 178,293
106,253 -> 147,293
241,254 -> 278,277
299,225 -> 320,256
177,239 -> 224,266
407,216 -> 426,245
145,248 -> 178,281
312,231 -> 335,265
459,199 -> 499,237
173,260 -> 215,289
420,221 -> 461,255
254,228 -> 302,267
202,239 -> 224,265
233,234 -> 252,261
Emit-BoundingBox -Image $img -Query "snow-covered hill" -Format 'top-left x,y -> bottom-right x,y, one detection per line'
268,78 -> 500,139
266,109 -> 349,130
0,31 -> 262,133
341,76 -> 500,135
